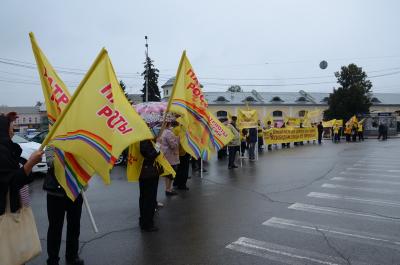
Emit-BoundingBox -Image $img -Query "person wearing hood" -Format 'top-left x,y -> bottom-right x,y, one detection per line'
0,113 -> 43,262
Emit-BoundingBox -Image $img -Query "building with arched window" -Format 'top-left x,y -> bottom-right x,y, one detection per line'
136,79 -> 400,130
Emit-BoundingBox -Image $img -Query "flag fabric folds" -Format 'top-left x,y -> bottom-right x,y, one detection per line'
166,51 -> 233,160
30,32 -> 96,200
237,109 -> 259,129
40,48 -> 154,184
126,142 -> 176,182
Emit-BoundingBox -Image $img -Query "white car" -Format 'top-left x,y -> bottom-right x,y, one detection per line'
12,135 -> 48,174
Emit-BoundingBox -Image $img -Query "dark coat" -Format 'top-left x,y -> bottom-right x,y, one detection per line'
0,138 -> 34,214
139,140 -> 162,180
317,124 -> 324,134
248,128 -> 258,143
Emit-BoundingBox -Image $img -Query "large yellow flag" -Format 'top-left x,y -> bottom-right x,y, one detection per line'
41,48 -> 154,183
126,142 -> 175,182
166,51 -> 233,159
30,32 -> 95,200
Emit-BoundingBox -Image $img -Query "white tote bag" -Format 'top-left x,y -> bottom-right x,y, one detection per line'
0,192 -> 41,265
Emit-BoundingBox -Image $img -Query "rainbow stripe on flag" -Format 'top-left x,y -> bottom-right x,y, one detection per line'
54,148 -> 91,199
52,130 -> 116,165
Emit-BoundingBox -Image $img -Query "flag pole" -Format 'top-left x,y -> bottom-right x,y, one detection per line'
200,158 -> 203,179
158,51 -> 186,138
82,191 -> 99,233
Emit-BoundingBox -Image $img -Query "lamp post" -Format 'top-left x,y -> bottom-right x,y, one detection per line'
145,36 -> 149,102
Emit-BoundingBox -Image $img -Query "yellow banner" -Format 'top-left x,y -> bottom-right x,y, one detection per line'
238,109 -> 258,128
322,119 -> 343,127
263,127 -> 318,144
167,51 -> 232,159
42,49 -> 154,183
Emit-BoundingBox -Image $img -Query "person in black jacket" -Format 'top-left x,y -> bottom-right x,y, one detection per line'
139,139 -> 162,232
0,114 -> 43,216
43,151 -> 85,265
317,122 -> 324,144
248,127 -> 258,161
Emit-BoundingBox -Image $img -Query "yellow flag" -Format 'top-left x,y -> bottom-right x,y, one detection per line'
41,49 -> 154,183
30,32 -> 95,200
237,109 -> 259,129
127,142 -> 176,182
166,51 -> 233,159
345,115 -> 358,127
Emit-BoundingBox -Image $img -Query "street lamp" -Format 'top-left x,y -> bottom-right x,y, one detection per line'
145,36 -> 149,102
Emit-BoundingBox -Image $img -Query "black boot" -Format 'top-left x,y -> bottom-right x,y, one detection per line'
66,256 -> 85,265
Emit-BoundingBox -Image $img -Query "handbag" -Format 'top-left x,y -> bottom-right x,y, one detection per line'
0,192 -> 42,265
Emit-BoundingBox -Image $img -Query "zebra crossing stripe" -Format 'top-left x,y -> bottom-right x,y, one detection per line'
321,183 -> 399,194
307,192 -> 400,208
332,176 -> 400,185
226,237 -> 350,265
263,217 -> 400,250
288,203 -> 400,223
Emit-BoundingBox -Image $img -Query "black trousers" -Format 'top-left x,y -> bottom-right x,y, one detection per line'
228,146 -> 238,167
318,133 -> 323,144
139,177 -> 159,229
174,154 -> 190,188
47,193 -> 83,265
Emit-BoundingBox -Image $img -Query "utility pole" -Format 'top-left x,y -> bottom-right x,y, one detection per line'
145,36 -> 149,102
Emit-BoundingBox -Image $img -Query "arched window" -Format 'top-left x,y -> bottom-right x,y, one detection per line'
321,97 -> 329,103
270,96 -> 283,102
272,110 -> 283,117
296,97 -> 307,102
244,96 -> 256,102
216,96 -> 228,102
371,97 -> 381,103
298,110 -> 306,117
216,110 -> 228,118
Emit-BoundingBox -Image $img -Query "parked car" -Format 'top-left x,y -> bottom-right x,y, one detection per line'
12,134 -> 48,174
30,130 -> 48,144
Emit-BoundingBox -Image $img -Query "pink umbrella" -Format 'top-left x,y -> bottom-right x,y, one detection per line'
133,102 -> 175,128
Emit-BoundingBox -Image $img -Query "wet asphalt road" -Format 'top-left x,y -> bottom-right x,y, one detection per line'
28,139 -> 400,265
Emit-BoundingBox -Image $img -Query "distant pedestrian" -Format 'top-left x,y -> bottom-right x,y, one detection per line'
159,122 -> 180,196
138,139 -> 162,232
240,128 -> 248,157
357,123 -> 364,141
317,122 -> 323,144
248,127 -> 257,160
378,123 -> 384,140
227,118 -> 240,169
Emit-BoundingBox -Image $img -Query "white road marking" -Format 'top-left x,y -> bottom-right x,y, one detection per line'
353,163 -> 400,169
288,203 -> 400,223
307,192 -> 400,208
340,171 -> 400,179
321,183 -> 399,195
263,217 -> 400,249
332,176 -> 400,185
346,167 -> 396,173
226,237 -> 348,265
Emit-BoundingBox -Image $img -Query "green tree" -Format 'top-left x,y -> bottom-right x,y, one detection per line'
119,80 -> 132,104
141,56 -> 161,102
227,85 -> 242,92
324,64 -> 372,121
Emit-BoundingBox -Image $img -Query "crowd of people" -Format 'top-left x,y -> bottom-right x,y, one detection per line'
0,111 -> 392,265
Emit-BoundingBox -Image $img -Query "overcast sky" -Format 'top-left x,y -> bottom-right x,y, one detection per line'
1,0 -> 400,106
